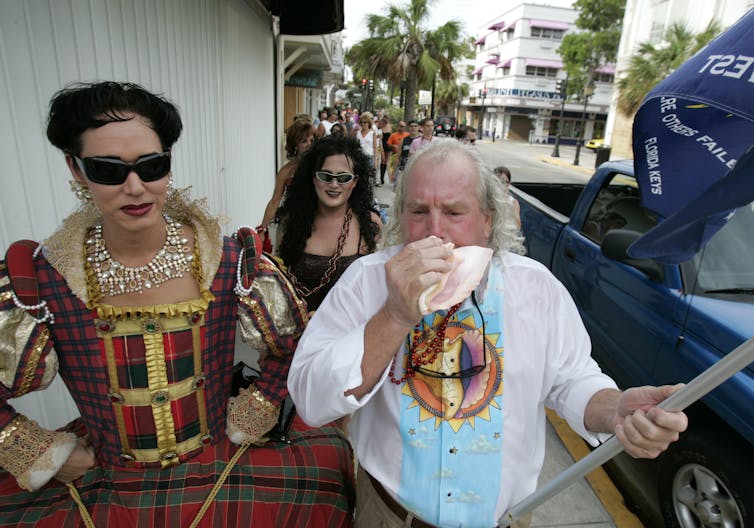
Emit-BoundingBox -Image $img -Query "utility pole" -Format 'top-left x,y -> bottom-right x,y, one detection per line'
430,75 -> 436,119
479,86 -> 488,138
551,76 -> 568,158
573,79 -> 594,166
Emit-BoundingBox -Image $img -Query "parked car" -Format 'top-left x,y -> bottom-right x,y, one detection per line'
434,116 -> 457,136
511,160 -> 754,528
585,138 -> 606,150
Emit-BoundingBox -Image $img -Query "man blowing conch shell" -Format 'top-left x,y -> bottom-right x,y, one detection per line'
288,139 -> 688,528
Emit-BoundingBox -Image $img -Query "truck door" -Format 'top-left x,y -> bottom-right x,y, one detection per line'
551,173 -> 685,387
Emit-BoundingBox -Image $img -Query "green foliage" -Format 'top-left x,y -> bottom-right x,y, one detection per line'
344,0 -> 473,120
374,95 -> 392,109
617,21 -> 721,115
572,0 -> 626,32
558,0 -> 625,98
383,105 -> 406,123
434,79 -> 469,116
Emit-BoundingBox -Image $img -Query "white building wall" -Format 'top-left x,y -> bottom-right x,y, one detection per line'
0,0 -> 276,250
0,0 -> 276,428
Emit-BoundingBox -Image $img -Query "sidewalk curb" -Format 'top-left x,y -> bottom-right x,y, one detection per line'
546,409 -> 645,528
539,156 -> 595,175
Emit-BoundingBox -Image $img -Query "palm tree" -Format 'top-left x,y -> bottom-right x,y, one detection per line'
617,22 -> 720,115
434,79 -> 469,117
345,0 -> 471,120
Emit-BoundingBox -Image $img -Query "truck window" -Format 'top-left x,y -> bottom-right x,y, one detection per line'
690,202 -> 754,293
582,173 -> 658,244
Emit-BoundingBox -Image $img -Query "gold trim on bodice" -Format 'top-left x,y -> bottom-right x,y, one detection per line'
94,298 -> 214,467
88,229 -> 216,467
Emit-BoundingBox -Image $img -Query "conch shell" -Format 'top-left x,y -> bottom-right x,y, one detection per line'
417,245 -> 493,314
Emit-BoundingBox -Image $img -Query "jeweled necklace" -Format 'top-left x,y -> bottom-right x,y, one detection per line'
389,302 -> 462,384
86,215 -> 193,296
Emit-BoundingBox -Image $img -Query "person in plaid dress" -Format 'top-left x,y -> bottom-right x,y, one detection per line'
0,82 -> 354,527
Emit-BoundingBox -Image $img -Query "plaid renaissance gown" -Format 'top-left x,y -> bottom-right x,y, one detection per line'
0,192 -> 354,527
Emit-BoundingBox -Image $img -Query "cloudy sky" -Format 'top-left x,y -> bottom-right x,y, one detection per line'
342,0 -> 575,48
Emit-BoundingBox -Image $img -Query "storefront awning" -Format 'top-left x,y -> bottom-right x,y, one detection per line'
525,58 -> 563,68
489,20 -> 505,30
486,56 -> 500,65
595,65 -> 616,74
529,19 -> 569,30
474,35 -> 486,45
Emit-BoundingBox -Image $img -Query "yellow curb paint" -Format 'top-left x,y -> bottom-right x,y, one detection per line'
546,408 -> 645,528
539,156 -> 595,175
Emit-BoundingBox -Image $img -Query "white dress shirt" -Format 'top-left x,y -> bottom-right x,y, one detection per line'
289,246 -> 617,522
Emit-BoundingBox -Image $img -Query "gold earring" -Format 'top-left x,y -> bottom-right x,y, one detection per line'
69,180 -> 93,203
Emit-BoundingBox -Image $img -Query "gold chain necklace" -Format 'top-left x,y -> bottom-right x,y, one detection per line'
292,206 -> 353,298
86,215 -> 193,296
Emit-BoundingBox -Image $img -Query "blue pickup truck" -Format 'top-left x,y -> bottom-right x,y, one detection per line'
511,160 -> 754,528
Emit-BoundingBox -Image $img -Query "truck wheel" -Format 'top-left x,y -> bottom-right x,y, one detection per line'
658,430 -> 751,527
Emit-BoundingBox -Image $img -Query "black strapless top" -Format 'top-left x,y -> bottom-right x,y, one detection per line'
292,253 -> 362,311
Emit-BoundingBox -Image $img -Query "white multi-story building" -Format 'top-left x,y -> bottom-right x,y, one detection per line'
462,2 -> 614,145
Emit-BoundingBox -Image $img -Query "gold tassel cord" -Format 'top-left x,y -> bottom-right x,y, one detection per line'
66,482 -> 96,528
65,442 -> 250,528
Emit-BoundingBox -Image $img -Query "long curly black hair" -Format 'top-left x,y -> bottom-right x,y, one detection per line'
276,134 -> 380,268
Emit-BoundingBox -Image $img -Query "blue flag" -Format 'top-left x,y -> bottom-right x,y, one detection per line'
629,9 -> 754,263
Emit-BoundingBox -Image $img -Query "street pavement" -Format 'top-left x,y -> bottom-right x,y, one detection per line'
374,139 -> 644,528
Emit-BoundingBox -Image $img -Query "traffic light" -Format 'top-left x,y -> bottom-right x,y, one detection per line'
483,86 -> 488,96
368,79 -> 374,90
361,78 -> 367,87
478,89 -> 482,98
555,78 -> 567,96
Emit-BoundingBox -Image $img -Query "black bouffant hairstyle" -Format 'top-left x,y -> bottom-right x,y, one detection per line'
276,134 -> 379,268
46,81 -> 182,156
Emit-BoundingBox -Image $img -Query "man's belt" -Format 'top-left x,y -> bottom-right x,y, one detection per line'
366,471 -> 435,528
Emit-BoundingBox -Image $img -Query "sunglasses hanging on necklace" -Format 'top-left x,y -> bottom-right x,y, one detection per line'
389,292 -> 487,384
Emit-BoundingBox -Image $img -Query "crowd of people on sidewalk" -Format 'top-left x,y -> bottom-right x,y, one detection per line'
295,106 -> 489,192
1,83 -> 688,528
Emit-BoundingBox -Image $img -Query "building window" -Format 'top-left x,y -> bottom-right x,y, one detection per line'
548,118 -> 580,138
500,67 -> 510,76
649,0 -> 669,43
594,72 -> 614,83
526,66 -> 558,78
530,27 -> 564,39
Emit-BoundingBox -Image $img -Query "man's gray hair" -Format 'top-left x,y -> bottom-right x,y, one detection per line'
382,138 -> 525,256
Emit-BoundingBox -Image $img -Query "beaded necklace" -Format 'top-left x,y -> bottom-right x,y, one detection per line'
389,302 -> 462,384
86,215 -> 193,296
291,206 -> 353,298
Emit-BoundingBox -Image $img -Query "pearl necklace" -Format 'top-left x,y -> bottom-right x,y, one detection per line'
86,215 -> 192,296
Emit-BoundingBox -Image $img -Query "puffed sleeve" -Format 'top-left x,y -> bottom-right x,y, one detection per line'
225,230 -> 309,445
0,260 -> 76,491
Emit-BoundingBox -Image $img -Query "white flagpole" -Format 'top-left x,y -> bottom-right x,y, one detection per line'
497,337 -> 754,527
